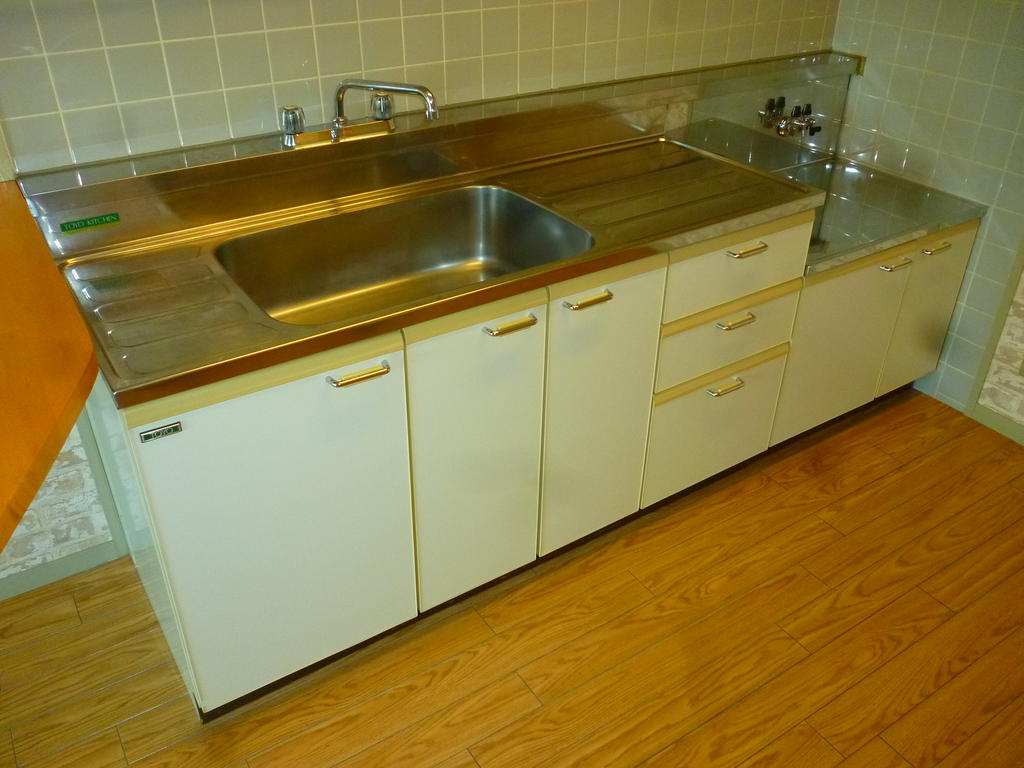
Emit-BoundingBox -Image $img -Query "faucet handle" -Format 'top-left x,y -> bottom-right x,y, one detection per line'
370,93 -> 394,120
280,105 -> 305,135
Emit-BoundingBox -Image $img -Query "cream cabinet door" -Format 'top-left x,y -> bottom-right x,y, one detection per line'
129,347 -> 416,711
771,255 -> 910,446
540,261 -> 666,555
877,224 -> 977,395
405,296 -> 547,611
642,350 -> 789,507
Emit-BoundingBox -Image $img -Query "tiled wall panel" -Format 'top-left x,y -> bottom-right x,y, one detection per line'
833,0 -> 1024,417
0,0 -> 838,173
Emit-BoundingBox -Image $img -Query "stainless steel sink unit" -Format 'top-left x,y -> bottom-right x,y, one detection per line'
50,138 -> 820,405
214,186 -> 594,327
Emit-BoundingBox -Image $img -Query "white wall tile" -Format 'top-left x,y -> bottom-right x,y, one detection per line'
444,57 -> 482,102
404,0 -> 442,14
107,45 -> 171,102
445,12 -> 483,59
315,23 -> 363,74
120,99 -> 179,154
226,84 -> 277,135
520,5 -> 554,50
64,105 -> 126,163
312,0 -> 359,24
483,8 -> 518,55
210,0 -> 265,34
0,0 -> 43,58
616,37 -> 647,78
362,19 -> 405,70
483,53 -> 518,98
218,33 -> 272,88
96,0 -> 160,46
4,113 -> 70,171
267,29 -> 318,81
553,44 -> 586,87
154,0 -> 214,39
0,57 -> 57,117
33,0 -> 103,52
520,47 -> 553,91
555,3 -> 587,46
49,51 -> 116,110
166,39 -> 224,94
263,0 -> 313,28
175,91 -> 231,144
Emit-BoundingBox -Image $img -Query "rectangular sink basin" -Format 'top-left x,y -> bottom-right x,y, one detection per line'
215,185 -> 594,326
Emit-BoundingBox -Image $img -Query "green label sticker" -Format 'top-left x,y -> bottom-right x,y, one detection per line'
59,212 -> 120,234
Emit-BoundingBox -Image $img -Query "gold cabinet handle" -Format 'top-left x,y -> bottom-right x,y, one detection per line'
563,290 -> 614,311
715,312 -> 757,331
880,257 -> 913,272
326,361 -> 391,388
483,314 -> 538,337
706,377 -> 745,397
726,241 -> 769,259
922,242 -> 952,255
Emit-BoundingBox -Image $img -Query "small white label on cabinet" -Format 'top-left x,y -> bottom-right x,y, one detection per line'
139,422 -> 182,443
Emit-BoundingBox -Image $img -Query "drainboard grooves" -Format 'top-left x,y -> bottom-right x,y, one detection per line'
557,162 -> 738,217
596,181 -> 792,244
506,143 -> 703,198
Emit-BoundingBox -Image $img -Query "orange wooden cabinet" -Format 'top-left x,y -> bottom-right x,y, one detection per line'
0,181 -> 97,550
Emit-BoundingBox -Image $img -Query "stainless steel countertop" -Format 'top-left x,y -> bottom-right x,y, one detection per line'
681,119 -> 987,274
49,134 -> 823,406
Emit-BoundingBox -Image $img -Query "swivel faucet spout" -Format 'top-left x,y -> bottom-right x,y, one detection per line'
334,78 -> 439,127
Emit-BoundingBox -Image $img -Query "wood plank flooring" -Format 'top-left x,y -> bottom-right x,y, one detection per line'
1,390 -> 1023,768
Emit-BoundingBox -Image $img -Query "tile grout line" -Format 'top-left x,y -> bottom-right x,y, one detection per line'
24,0 -> 75,168
149,0 -> 186,150
91,0 -> 131,161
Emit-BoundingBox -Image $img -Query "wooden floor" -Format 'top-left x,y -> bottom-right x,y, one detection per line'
3,390 -> 1024,768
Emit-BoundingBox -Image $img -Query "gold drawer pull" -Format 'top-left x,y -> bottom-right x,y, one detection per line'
715,312 -> 757,331
483,314 -> 538,337
880,257 -> 913,272
706,377 -> 745,398
922,242 -> 952,255
326,361 -> 391,388
564,290 -> 614,311
726,241 -> 769,259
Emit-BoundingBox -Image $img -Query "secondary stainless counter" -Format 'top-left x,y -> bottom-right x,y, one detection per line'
43,135 -> 822,407
681,119 -> 987,274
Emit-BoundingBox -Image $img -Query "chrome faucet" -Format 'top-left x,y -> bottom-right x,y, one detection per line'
334,78 -> 439,127
776,104 -> 822,137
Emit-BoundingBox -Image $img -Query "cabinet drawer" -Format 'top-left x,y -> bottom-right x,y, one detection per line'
641,348 -> 788,508
663,212 -> 812,322
656,281 -> 799,391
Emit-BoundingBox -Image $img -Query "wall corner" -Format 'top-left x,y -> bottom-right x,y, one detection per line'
0,125 -> 14,182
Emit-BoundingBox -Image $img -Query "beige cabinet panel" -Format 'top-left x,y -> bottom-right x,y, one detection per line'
877,224 -> 978,395
663,215 -> 812,322
657,282 -> 799,391
406,303 -> 547,611
540,265 -> 666,555
771,256 -> 910,446
642,351 -> 788,507
130,348 -> 417,711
